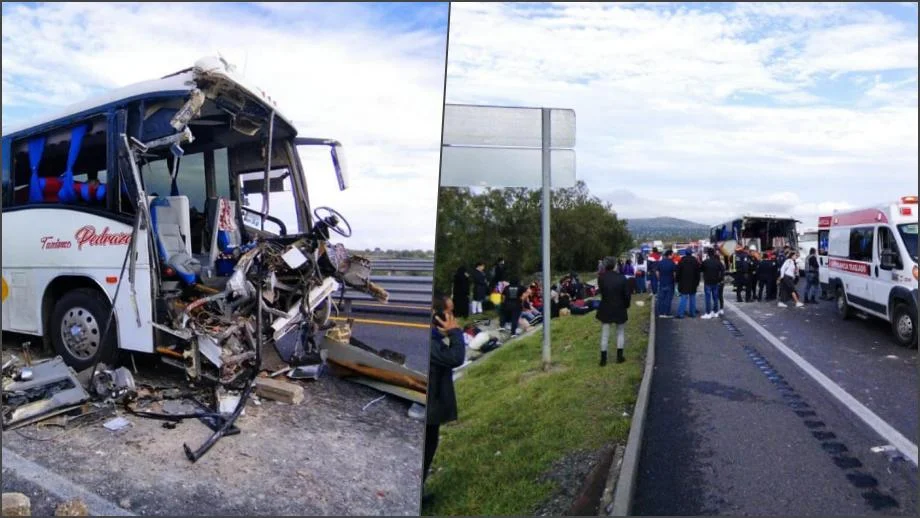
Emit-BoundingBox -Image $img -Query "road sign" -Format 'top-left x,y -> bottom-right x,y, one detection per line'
440,103 -> 576,369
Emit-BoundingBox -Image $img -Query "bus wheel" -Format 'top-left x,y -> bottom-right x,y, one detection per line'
835,287 -> 851,320
50,288 -> 117,371
891,303 -> 917,348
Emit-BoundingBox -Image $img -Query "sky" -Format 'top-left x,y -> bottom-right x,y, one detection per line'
445,2 -> 919,229
1,1 -> 448,251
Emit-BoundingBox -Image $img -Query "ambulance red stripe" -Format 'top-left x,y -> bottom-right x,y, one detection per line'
831,209 -> 887,226
828,258 -> 870,276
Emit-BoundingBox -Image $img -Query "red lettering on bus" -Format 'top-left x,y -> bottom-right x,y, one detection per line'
74,226 -> 132,250
40,236 -> 72,249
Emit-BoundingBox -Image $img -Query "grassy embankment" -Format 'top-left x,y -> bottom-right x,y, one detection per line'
424,293 -> 652,516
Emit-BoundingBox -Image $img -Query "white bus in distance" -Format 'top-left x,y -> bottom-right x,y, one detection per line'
826,196 -> 919,347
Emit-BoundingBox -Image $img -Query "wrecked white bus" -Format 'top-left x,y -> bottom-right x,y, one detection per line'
1,57 -> 398,395
709,213 -> 800,274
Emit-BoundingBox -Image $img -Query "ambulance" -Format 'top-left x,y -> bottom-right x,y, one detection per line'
826,196 -> 919,347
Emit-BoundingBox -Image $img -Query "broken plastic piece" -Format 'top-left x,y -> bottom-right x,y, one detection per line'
103,416 -> 131,431
288,364 -> 324,381
281,246 -> 308,269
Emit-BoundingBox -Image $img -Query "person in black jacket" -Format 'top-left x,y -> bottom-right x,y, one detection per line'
676,248 -> 701,318
757,252 -> 775,301
501,278 -> 525,335
470,262 -> 488,315
734,247 -> 753,302
803,248 -> 820,303
596,258 -> 630,366
701,248 -> 722,319
452,266 -> 471,318
423,295 -> 466,501
489,257 -> 506,290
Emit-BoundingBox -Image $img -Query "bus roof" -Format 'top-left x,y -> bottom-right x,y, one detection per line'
2,56 -> 295,139
710,213 -> 799,228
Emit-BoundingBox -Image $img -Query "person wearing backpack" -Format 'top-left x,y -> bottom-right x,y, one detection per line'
501,277 -> 525,336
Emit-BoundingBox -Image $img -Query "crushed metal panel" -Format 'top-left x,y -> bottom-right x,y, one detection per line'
321,337 -> 427,393
2,357 -> 90,429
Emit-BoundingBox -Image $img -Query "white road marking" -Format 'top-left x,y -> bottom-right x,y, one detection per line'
1,447 -> 136,516
725,301 -> 919,466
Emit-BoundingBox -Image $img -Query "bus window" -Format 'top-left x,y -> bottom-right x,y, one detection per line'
142,153 -> 208,213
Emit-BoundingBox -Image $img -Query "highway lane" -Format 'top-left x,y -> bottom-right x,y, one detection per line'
335,303 -> 431,374
729,296 -> 917,447
634,293 -> 918,516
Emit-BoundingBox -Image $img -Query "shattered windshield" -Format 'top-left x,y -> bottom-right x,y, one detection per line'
898,223 -> 918,262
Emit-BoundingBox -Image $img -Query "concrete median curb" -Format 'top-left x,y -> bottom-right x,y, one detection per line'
608,295 -> 656,516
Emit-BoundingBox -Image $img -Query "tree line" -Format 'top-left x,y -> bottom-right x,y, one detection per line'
433,181 -> 634,294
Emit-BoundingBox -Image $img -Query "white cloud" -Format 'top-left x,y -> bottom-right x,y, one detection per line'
446,2 -> 919,227
1,2 -> 447,250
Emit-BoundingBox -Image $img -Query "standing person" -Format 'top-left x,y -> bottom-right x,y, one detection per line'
717,254 -> 726,316
803,247 -> 820,304
470,262 -> 488,315
657,250 -> 677,318
764,250 -> 780,301
623,259 -> 636,294
635,255 -> 648,294
452,266 -> 471,319
747,245 -> 759,302
647,247 -> 661,295
701,248 -> 722,319
423,295 -> 466,504
756,251 -> 773,302
676,248 -> 701,319
778,251 -> 804,308
596,258 -> 631,366
489,257 -> 506,291
733,246 -> 752,302
501,277 -> 525,336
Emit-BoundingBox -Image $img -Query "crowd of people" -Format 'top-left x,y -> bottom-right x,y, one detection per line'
642,244 -> 821,319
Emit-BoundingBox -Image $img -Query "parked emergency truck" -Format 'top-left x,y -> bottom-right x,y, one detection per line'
827,196 -> 919,347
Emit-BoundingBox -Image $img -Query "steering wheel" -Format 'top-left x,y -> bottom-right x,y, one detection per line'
313,206 -> 352,238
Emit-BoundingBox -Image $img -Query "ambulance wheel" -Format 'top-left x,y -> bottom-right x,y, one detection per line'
835,287 -> 852,320
891,303 -> 917,348
50,288 -> 117,371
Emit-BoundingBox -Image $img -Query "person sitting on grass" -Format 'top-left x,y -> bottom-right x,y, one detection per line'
596,257 -> 631,366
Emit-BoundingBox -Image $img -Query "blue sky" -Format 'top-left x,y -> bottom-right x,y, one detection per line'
446,2 -> 919,226
2,2 -> 448,250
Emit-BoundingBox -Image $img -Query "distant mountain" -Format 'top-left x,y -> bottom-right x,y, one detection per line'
625,217 -> 710,242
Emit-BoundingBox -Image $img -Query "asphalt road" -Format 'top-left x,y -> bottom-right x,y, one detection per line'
633,293 -> 918,516
342,303 -> 431,375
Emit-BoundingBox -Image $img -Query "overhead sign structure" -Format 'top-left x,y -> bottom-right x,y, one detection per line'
440,103 -> 576,370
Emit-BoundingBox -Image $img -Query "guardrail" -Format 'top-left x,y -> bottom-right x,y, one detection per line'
339,258 -> 434,317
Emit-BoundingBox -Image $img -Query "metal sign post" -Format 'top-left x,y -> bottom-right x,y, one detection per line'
440,103 -> 575,369
540,108 -> 552,370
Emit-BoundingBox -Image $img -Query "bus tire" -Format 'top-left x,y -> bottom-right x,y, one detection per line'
891,303 -> 917,348
50,288 -> 117,371
835,287 -> 851,320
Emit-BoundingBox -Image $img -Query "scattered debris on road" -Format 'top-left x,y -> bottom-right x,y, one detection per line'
1,492 -> 31,517
53,499 -> 88,517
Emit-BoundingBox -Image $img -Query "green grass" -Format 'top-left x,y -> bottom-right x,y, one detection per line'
423,294 -> 652,516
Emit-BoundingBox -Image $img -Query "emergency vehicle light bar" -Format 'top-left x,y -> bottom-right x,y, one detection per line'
901,196 -> 918,204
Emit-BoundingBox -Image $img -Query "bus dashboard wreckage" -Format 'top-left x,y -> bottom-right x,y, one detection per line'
1,58 -> 426,434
